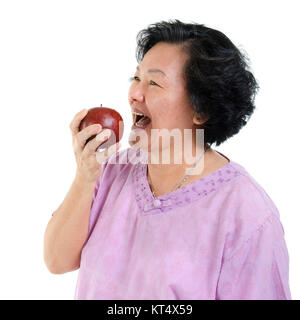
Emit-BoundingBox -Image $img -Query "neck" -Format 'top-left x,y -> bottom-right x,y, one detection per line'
147,143 -> 210,196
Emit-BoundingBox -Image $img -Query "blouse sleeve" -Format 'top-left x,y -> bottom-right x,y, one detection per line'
216,214 -> 292,300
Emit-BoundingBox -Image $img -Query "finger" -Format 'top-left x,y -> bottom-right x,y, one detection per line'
95,142 -> 121,164
77,123 -> 102,150
95,128 -> 117,151
69,109 -> 88,136
84,128 -> 113,154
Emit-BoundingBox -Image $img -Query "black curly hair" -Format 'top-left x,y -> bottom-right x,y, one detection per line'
135,19 -> 260,147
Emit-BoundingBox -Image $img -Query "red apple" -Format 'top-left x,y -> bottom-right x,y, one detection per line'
79,106 -> 124,150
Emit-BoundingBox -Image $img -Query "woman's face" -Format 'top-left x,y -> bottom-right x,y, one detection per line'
128,42 -> 201,159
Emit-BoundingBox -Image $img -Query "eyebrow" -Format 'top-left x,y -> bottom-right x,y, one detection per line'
136,66 -> 167,78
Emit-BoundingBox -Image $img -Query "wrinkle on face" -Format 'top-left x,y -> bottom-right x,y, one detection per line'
128,42 -> 197,154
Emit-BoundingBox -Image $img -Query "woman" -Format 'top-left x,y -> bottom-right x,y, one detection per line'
44,19 -> 291,299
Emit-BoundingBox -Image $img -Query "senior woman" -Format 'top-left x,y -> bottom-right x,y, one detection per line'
44,19 -> 291,300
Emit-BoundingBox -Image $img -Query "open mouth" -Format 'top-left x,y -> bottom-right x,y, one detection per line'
132,111 -> 152,128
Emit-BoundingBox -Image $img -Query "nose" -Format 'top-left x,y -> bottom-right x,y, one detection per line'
128,83 -> 145,106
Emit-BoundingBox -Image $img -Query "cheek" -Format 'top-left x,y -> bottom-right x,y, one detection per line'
148,91 -> 189,127
149,95 -> 172,121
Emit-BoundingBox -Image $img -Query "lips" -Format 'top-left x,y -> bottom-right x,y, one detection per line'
131,107 -> 151,118
131,108 -> 152,128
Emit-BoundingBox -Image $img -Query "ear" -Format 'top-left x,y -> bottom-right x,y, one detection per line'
193,112 -> 209,125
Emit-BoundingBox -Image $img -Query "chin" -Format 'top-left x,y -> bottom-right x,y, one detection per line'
128,128 -> 150,152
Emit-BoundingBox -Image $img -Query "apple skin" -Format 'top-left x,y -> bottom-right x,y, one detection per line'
79,106 -> 124,150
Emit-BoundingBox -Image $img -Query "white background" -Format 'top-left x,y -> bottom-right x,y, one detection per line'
0,0 -> 299,299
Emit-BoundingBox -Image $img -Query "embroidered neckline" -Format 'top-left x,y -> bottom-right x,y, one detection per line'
133,151 -> 243,215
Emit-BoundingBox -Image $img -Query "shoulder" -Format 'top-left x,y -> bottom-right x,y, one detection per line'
220,160 -> 285,259
230,161 -> 280,214
224,160 -> 281,221
98,147 -> 147,183
91,147 -> 147,209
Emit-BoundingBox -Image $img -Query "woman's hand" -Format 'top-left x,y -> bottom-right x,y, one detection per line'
69,109 -> 121,184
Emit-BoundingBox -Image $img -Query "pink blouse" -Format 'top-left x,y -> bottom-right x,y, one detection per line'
73,147 -> 291,300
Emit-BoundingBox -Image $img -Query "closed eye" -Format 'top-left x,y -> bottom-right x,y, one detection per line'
128,76 -> 158,86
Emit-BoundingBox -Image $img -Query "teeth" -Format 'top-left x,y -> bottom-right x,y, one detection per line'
132,110 -> 148,126
132,111 -> 145,116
